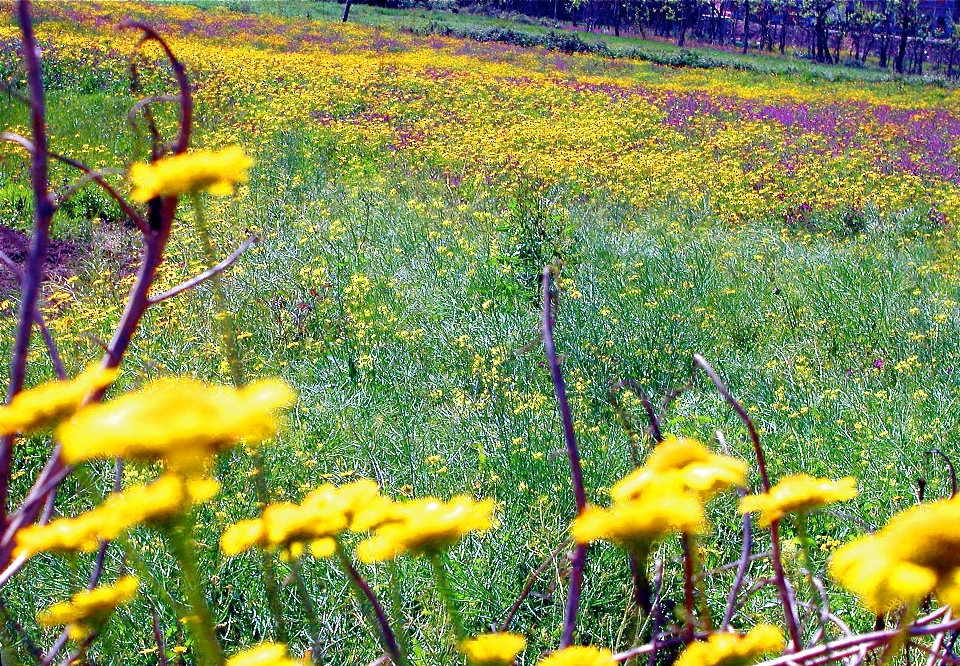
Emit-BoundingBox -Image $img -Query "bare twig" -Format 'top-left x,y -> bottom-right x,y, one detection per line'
499,537 -> 574,632
929,449 -> 958,498
149,234 -> 258,304
609,379 -> 664,464
542,266 -> 588,648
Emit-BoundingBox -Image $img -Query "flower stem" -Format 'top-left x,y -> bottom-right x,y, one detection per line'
429,553 -> 466,643
167,515 -> 223,666
335,544 -> 406,666
796,513 -> 828,645
290,556 -> 324,665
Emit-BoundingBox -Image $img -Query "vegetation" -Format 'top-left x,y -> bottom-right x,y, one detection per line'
1,2 -> 960,666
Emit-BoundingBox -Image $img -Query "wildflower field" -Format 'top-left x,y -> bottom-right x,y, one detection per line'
3,1 -> 960,664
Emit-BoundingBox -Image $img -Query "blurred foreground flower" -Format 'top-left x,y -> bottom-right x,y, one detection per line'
129,146 -> 253,201
612,436 -> 747,501
226,642 -> 300,666
830,496 -> 960,612
0,365 -> 116,436
37,576 -> 138,640
221,479 -> 395,556
538,645 -> 617,666
15,474 -> 219,557
739,475 -> 858,526
356,495 -> 494,562
459,632 -> 527,666
57,378 -> 294,472
675,625 -> 784,666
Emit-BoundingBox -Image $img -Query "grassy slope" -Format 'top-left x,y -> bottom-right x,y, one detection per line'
1,2 -> 959,664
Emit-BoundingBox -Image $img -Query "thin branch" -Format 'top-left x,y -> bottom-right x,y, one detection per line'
48,151 -> 150,234
609,378 -> 664,465
499,537 -> 574,632
542,266 -> 588,648
148,233 -> 258,304
0,131 -> 35,154
929,449 -> 958,498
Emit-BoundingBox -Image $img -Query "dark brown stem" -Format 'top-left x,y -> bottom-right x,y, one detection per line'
335,546 -> 405,666
929,449 -> 958,498
609,379 -> 664,465
542,266 -> 588,648
499,537 -> 574,632
2,0 -> 56,526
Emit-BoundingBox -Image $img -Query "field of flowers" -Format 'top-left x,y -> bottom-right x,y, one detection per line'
3,1 -> 960,664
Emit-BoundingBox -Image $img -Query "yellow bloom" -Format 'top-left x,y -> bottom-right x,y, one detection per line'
37,576 -> 138,640
0,365 -> 117,436
538,646 -> 617,666
612,437 -> 746,502
226,642 -> 300,666
356,495 -> 493,562
58,378 -> 294,472
459,632 -> 527,666
571,485 -> 705,551
830,497 -> 960,612
738,475 -> 858,526
129,146 -> 253,201
675,625 -> 784,666
220,480 -> 395,556
15,474 -> 218,558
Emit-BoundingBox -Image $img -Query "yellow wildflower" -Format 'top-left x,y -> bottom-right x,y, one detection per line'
571,484 -> 705,552
220,480 -> 395,556
612,437 -> 747,502
538,646 -> 617,666
0,365 -> 116,436
739,475 -> 858,526
226,642 -> 300,666
356,495 -> 493,562
458,632 -> 527,666
675,625 -> 784,666
830,497 -> 960,612
16,475 -> 218,558
37,576 -> 138,640
57,378 -> 294,472
129,146 -> 253,201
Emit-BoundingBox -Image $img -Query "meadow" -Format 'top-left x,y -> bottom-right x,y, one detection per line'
2,1 -> 960,664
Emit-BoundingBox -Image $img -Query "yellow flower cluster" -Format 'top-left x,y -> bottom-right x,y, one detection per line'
129,146 -> 253,202
57,378 -> 295,473
226,642 -> 301,666
220,479 -> 393,556
37,576 -> 138,640
15,474 -> 219,558
739,475 -> 858,526
0,365 -> 116,436
538,646 -> 617,666
572,437 -> 745,552
830,496 -> 960,613
458,632 -> 527,666
675,625 -> 784,666
355,495 -> 494,562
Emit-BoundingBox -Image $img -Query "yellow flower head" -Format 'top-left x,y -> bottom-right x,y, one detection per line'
57,378 -> 294,472
612,437 -> 747,502
129,146 -> 253,202
221,480 -> 395,556
356,495 -> 494,563
16,474 -> 219,558
538,646 -> 617,666
37,576 -> 138,640
226,642 -> 300,666
0,365 -> 117,437
572,485 -> 705,551
738,475 -> 858,526
458,632 -> 527,666
675,625 -> 785,666
829,497 -> 960,613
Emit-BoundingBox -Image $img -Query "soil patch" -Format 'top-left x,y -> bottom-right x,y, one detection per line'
0,225 -> 82,297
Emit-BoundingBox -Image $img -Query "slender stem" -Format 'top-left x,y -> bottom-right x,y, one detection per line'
721,511 -> 753,629
541,267 -> 588,648
796,512 -> 829,648
682,534 -> 697,643
769,518 -> 803,652
290,557 -> 324,665
335,544 -> 405,666
149,234 -> 258,304
500,537 -> 575,631
0,594 -> 41,665
388,561 -> 412,663
429,554 -> 466,642
2,0 -> 56,527
167,516 -> 224,666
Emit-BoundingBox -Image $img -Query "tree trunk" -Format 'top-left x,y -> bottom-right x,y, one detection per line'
742,0 -> 750,52
341,0 -> 353,22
